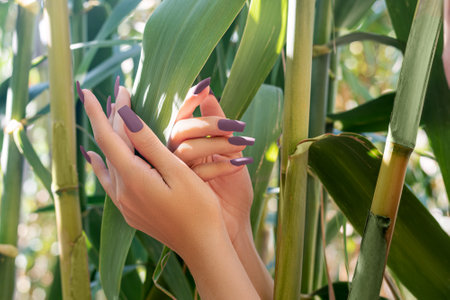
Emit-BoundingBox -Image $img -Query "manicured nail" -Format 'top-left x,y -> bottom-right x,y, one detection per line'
230,157 -> 254,166
228,136 -> 255,146
114,76 -> 120,98
218,119 -> 246,132
76,81 -> 84,104
118,106 -> 143,133
79,145 -> 91,164
194,77 -> 211,95
106,96 -> 112,118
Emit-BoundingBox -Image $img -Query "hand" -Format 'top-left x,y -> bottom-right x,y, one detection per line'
168,79 -> 255,243
77,85 -> 259,300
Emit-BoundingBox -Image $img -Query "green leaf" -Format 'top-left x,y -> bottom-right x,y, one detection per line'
307,133 -> 450,299
99,196 -> 136,300
326,32 -> 405,52
311,282 -> 388,300
327,92 -> 395,132
385,0 -> 417,42
240,84 -> 283,232
132,0 -> 246,142
220,0 -> 287,120
334,0 -> 376,29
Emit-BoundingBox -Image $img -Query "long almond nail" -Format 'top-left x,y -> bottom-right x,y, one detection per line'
218,119 -> 246,132
228,136 -> 255,146
118,106 -> 143,133
230,157 -> 253,166
194,77 -> 211,95
106,96 -> 112,118
76,81 -> 84,104
80,145 -> 91,164
114,75 -> 120,98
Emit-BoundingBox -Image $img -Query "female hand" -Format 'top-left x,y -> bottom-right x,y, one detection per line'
77,84 -> 259,300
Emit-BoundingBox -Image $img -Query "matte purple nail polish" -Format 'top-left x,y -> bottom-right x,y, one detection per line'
80,145 -> 91,164
118,106 -> 143,133
218,119 -> 246,132
114,75 -> 120,98
76,81 -> 84,104
193,77 -> 211,94
230,157 -> 254,166
106,96 -> 112,118
228,136 -> 255,146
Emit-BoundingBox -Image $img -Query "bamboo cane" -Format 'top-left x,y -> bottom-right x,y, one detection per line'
45,0 -> 91,298
0,2 -> 38,298
274,0 -> 315,298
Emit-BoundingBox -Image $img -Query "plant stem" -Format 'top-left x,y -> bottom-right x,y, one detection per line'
0,3 -> 38,298
46,0 -> 91,298
275,0 -> 315,297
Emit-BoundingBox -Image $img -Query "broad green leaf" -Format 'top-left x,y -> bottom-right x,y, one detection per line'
385,0 -> 417,42
132,0 -> 246,142
99,196 -> 136,300
334,0 -> 376,29
308,133 -> 450,299
240,84 -> 283,233
327,92 -> 395,132
221,0 -> 287,120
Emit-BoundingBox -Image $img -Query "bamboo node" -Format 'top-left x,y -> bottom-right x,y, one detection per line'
0,244 -> 19,258
52,184 -> 79,194
4,119 -> 23,134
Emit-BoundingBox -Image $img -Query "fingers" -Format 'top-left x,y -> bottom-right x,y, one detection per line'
192,156 -> 254,182
80,87 -> 135,175
169,117 -> 246,151
200,91 -> 225,118
174,136 -> 254,164
175,78 -> 211,122
117,105 -> 182,180
82,149 -> 115,199
112,86 -> 133,151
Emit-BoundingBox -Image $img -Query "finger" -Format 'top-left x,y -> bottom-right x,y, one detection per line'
169,117 -> 246,151
174,136 -> 254,164
192,157 -> 254,182
200,90 -> 226,118
175,77 -> 211,122
83,150 -> 115,199
80,87 -> 135,175
112,86 -> 133,151
117,105 -> 182,180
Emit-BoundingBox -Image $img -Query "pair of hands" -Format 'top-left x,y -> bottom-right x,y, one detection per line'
78,80 -> 268,299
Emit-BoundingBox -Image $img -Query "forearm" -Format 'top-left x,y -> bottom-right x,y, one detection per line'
183,230 -> 260,300
233,225 -> 274,300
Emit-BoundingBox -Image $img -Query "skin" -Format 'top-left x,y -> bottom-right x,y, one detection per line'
81,84 -> 273,299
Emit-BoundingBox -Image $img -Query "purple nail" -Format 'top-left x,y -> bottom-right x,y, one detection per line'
76,81 -> 84,104
114,75 -> 120,98
230,157 -> 254,166
228,136 -> 255,146
80,145 -> 91,164
194,77 -> 211,95
218,119 -> 246,132
118,106 -> 143,133
106,96 -> 112,118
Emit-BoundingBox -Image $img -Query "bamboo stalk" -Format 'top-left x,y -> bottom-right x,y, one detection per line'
349,0 -> 442,298
274,0 -> 315,298
0,3 -> 38,298
45,0 -> 91,298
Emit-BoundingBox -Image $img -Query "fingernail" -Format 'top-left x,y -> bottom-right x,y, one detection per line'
218,119 -> 246,132
106,96 -> 112,118
76,81 -> 84,104
118,106 -> 143,133
114,75 -> 120,98
228,136 -> 255,146
194,77 -> 211,95
230,157 -> 253,166
80,145 -> 91,164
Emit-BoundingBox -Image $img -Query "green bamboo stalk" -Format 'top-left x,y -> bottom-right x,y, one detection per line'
274,0 -> 315,298
46,0 -> 91,298
301,0 -> 333,293
0,2 -> 38,298
349,0 -> 442,299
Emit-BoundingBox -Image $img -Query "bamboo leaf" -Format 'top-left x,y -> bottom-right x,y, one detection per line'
132,0 -> 246,142
307,133 -> 450,299
311,282 -> 388,300
240,84 -> 284,233
220,0 -> 288,120
99,196 -> 136,300
334,0 -> 376,29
